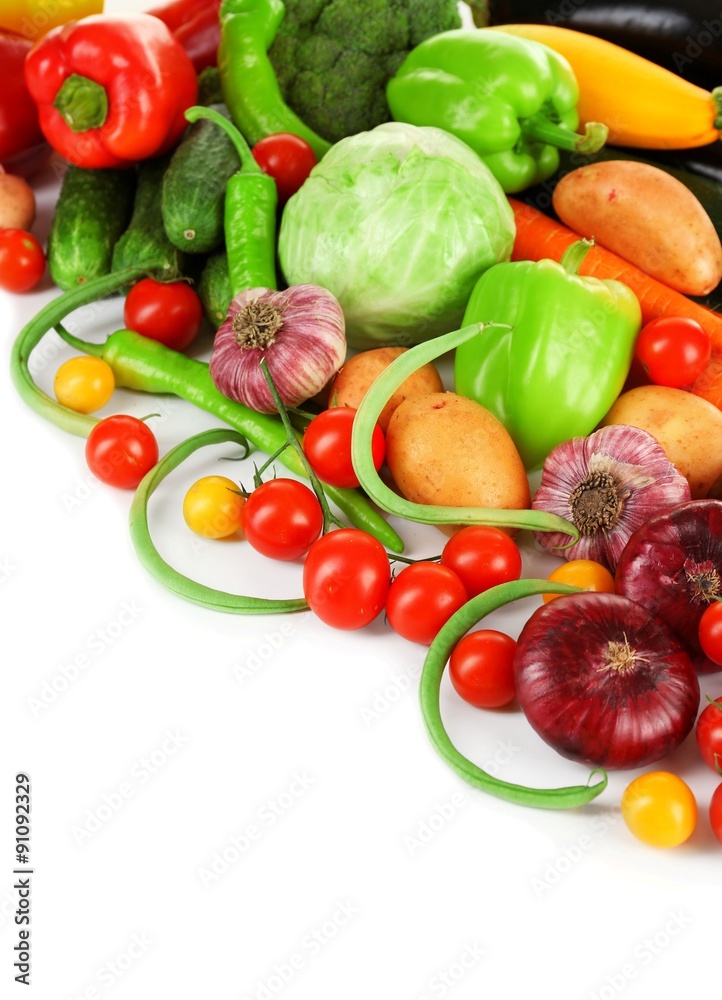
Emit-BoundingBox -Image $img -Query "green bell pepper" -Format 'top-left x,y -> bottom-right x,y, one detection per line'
454,241 -> 642,472
386,28 -> 608,193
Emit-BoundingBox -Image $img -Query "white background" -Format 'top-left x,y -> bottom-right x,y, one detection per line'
2,2 -> 722,999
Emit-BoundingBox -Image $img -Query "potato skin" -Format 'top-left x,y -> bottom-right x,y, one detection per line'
553,161 -> 722,296
601,384 -> 722,499
385,392 -> 530,531
330,346 -> 443,431
0,170 -> 36,231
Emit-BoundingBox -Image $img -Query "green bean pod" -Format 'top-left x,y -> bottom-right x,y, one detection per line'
420,578 -> 608,809
184,105 -> 278,295
9,279 -> 405,552
351,322 -> 580,540
129,428 -> 309,614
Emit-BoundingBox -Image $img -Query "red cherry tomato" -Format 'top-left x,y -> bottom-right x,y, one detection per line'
711,784 -> 722,845
441,526 -> 522,598
85,414 -> 159,489
0,228 -> 45,292
385,562 -> 468,646
634,316 -> 711,388
303,528 -> 390,630
251,133 -> 317,204
695,695 -> 722,774
699,601 -> 722,666
241,478 -> 323,561
303,407 -> 385,489
124,278 -> 203,351
449,629 -> 517,708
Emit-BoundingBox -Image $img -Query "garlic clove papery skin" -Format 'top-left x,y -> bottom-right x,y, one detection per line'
209,284 -> 347,414
531,424 -> 692,572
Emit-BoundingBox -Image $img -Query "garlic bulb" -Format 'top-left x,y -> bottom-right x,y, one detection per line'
210,284 -> 346,413
531,424 -> 691,571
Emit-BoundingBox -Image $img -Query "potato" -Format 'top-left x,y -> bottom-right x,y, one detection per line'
601,384 -> 722,498
385,391 -> 530,533
553,160 -> 722,296
0,168 -> 36,232
330,346 -> 443,430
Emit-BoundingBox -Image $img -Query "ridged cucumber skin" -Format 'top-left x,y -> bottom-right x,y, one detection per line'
161,103 -> 240,255
198,249 -> 232,329
111,156 -> 183,282
47,166 -> 136,291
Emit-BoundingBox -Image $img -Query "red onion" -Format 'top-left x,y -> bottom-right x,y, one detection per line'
616,499 -> 722,674
210,284 -> 346,413
514,592 -> 699,770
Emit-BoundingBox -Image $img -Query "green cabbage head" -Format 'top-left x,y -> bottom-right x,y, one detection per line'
277,122 -> 515,349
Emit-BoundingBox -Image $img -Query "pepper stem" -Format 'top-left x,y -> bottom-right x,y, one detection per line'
560,239 -> 595,276
520,113 -> 608,154
185,104 -> 261,173
713,86 -> 722,131
53,74 -> 109,132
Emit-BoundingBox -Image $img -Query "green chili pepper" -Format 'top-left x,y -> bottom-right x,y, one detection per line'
218,0 -> 331,161
185,104 -> 277,296
420,578 -> 608,809
455,240 -> 642,472
386,28 -> 608,193
129,427 -> 309,614
350,322 -> 580,541
9,273 -> 405,553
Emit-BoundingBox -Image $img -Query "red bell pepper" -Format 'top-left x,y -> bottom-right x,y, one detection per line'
0,29 -> 47,175
149,0 -> 222,73
24,13 -> 199,169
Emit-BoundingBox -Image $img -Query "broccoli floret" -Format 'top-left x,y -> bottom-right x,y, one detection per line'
268,0 -> 462,144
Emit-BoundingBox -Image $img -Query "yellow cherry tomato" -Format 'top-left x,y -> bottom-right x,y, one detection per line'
183,476 -> 246,539
621,771 -> 697,848
542,558 -> 616,603
53,356 -> 115,414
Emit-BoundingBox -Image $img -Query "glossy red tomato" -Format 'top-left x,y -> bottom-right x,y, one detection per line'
241,478 -> 322,561
695,695 -> 722,774
303,407 -> 385,489
634,316 -> 711,388
698,600 -> 722,666
386,562 -> 468,646
710,784 -> 722,845
441,526 -> 522,598
0,228 -> 45,292
124,278 -> 203,351
449,629 -> 517,708
251,133 -> 317,204
85,414 -> 159,489
303,528 -> 390,630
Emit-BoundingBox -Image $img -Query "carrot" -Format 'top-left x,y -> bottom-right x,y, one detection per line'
508,198 -> 722,410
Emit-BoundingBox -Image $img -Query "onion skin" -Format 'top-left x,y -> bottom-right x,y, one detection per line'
209,284 -> 346,413
616,499 -> 722,674
514,592 -> 700,770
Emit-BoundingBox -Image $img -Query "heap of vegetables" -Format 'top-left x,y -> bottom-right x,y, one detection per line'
4,0 -> 722,849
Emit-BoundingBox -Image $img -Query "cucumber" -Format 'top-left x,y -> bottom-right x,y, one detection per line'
161,103 -> 240,255
112,155 -> 183,282
198,249 -> 232,329
47,165 -> 136,291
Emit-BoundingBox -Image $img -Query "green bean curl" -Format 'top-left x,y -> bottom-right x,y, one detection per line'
420,578 -> 608,809
350,322 -> 579,540
128,428 -> 309,614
